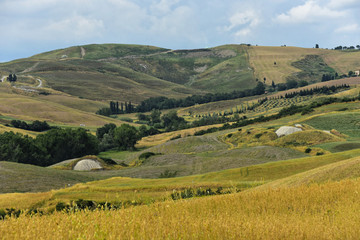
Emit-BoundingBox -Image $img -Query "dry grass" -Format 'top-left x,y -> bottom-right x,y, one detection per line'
248,45 -> 360,84
137,124 -> 223,148
248,46 -> 326,83
0,89 -> 126,128
1,148 -> 359,211
2,178 -> 360,239
259,156 -> 360,189
322,50 -> 360,74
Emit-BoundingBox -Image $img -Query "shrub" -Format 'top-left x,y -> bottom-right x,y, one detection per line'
0,209 -> 6,220
118,117 -> 133,123
170,134 -> 181,141
100,157 -> 117,165
55,202 -> 68,212
305,148 -> 312,153
139,152 -> 156,160
159,170 -> 177,178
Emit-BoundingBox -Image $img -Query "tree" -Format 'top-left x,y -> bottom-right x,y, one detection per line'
150,109 -> 161,125
298,80 -> 308,87
277,83 -> 287,91
253,82 -> 265,95
96,107 -> 112,116
161,110 -> 187,131
286,79 -> 298,89
0,132 -> 48,166
96,123 -> 116,139
113,124 -> 141,150
36,128 -> 99,165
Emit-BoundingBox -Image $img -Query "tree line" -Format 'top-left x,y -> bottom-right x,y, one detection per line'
10,120 -> 52,132
334,45 -> 360,50
194,94 -> 360,136
0,124 -> 144,167
96,82 -> 266,116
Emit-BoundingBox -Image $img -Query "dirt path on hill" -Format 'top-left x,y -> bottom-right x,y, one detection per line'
20,62 -> 39,74
80,47 -> 86,58
36,78 -> 42,88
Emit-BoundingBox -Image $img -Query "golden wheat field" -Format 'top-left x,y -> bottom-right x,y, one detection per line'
1,178 -> 360,239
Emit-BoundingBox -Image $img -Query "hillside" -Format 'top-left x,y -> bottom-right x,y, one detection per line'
1,44 -> 360,239
1,44 -> 359,104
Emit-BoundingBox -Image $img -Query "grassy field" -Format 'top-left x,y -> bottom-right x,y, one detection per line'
1,148 -> 360,210
1,44 -> 360,239
3,170 -> 360,239
0,84 -> 127,128
304,111 -> 360,138
248,46 -> 360,84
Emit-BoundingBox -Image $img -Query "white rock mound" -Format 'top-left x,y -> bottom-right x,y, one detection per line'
275,126 -> 303,137
73,159 -> 103,171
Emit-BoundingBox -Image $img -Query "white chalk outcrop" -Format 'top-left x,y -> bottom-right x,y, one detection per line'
73,159 -> 103,171
275,126 -> 303,137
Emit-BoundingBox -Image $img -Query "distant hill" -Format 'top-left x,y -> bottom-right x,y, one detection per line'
1,44 -> 359,104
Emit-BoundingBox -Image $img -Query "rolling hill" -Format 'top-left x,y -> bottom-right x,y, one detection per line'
1,44 -> 360,239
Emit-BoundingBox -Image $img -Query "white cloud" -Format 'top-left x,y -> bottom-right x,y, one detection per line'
43,15 -> 104,39
226,10 -> 260,31
335,23 -> 360,33
224,9 -> 261,39
275,0 -> 345,24
150,0 -> 180,15
328,0 -> 360,9
234,28 -> 252,37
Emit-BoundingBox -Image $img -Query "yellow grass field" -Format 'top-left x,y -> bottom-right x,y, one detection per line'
1,178 -> 360,239
248,46 -> 360,84
248,46 -> 326,83
0,85 -> 126,128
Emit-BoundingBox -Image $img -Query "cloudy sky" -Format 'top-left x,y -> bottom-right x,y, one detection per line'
1,0 -> 359,62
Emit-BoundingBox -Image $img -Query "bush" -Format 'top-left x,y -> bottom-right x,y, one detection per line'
159,170 -> 177,178
305,148 -> 312,153
99,157 -> 117,165
118,117 -> 133,123
0,209 -> 6,220
170,134 -> 181,140
139,152 -> 156,160
55,202 -> 68,212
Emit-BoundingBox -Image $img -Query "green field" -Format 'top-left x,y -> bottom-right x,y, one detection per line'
304,112 -> 360,138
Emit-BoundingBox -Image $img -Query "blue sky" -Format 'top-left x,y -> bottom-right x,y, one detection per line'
0,0 -> 359,62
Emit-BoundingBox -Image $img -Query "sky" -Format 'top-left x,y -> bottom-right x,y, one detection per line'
0,0 -> 359,62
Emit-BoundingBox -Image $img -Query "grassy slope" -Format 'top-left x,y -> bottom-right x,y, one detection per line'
0,86 -> 125,127
259,155 -> 360,189
303,111 -> 360,138
1,148 -> 360,209
0,161 -> 104,193
3,178 -> 360,239
248,46 -> 360,84
189,45 -> 256,92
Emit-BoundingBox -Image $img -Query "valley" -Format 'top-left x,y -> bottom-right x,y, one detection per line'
0,43 -> 360,239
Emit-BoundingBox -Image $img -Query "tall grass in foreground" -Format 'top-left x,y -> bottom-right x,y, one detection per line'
2,178 -> 360,239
